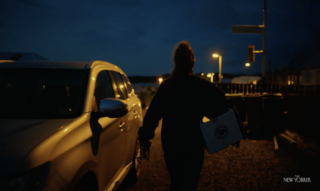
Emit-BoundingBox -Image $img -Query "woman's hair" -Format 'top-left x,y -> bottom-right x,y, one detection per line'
172,41 -> 196,76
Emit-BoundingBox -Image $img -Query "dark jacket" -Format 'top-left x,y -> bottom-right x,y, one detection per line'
140,74 -> 228,151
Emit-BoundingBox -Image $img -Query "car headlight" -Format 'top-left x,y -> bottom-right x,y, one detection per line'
0,162 -> 50,191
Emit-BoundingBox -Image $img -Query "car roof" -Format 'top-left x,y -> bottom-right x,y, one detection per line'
0,60 -> 125,74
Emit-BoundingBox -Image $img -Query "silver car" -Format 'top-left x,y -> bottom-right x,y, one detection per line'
0,60 -> 143,191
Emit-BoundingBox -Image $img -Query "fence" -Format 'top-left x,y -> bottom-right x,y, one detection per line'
215,83 -> 320,96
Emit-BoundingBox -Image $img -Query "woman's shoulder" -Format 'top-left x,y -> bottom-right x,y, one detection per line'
161,76 -> 173,86
191,75 -> 214,87
162,75 -> 214,89
158,76 -> 175,90
189,75 -> 224,96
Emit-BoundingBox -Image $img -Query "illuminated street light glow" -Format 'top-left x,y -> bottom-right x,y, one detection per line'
158,78 -> 163,85
245,63 -> 250,67
201,73 -> 204,76
206,73 -> 214,83
212,53 -> 220,58
212,53 -> 222,83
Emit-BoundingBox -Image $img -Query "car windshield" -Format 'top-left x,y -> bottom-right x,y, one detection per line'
0,68 -> 89,119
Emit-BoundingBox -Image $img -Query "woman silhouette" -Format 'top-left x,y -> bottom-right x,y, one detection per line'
139,41 -> 228,191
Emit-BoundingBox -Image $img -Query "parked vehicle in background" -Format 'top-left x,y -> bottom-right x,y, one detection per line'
0,60 -> 143,191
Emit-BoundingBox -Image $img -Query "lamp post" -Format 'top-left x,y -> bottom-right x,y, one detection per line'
206,73 -> 214,83
212,54 -> 222,83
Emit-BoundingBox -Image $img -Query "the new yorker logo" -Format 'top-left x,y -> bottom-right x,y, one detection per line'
283,175 -> 311,183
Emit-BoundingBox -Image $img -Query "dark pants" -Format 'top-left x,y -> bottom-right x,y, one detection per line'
163,148 -> 205,191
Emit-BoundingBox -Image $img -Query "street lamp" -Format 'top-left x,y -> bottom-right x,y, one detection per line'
212,53 -> 222,83
158,78 -> 163,85
245,62 -> 250,67
206,73 -> 214,83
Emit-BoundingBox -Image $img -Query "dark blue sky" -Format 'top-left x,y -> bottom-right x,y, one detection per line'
1,0 -> 320,76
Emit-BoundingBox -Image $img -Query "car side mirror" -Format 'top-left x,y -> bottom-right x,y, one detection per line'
99,98 -> 128,118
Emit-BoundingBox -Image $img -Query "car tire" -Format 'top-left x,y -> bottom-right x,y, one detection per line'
127,138 -> 142,184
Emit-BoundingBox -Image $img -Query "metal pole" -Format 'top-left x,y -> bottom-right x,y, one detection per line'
262,0 -> 266,80
219,56 -> 222,83
269,59 -> 271,83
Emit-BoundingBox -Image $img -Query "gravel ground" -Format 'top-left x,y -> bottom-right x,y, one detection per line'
118,109 -> 320,191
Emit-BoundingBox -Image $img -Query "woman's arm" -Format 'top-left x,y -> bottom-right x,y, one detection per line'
139,83 -> 165,148
204,84 -> 228,120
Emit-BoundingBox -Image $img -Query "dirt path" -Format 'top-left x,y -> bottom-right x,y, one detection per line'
119,110 -> 320,191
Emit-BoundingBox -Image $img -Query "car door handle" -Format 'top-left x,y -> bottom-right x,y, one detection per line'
119,121 -> 125,128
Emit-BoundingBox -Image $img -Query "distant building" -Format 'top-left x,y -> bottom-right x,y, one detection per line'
300,48 -> 320,85
231,76 -> 261,84
220,78 -> 233,83
271,47 -> 320,85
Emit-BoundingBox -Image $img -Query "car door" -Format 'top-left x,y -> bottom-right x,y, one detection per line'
93,70 -> 127,187
120,73 -> 141,165
109,71 -> 135,164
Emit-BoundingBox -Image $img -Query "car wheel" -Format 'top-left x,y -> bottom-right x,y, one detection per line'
127,138 -> 142,183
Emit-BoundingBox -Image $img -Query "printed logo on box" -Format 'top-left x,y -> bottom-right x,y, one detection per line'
214,125 -> 229,139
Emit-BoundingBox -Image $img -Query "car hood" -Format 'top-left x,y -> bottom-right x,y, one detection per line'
0,119 -> 72,176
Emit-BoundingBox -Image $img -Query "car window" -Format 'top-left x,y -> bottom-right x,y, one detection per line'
94,71 -> 114,107
0,68 -> 89,119
121,74 -> 133,96
110,71 -> 128,100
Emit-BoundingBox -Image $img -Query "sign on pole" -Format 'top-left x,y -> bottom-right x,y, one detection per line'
231,0 -> 267,80
232,25 -> 265,34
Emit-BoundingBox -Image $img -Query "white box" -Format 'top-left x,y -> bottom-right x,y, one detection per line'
200,109 -> 243,154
